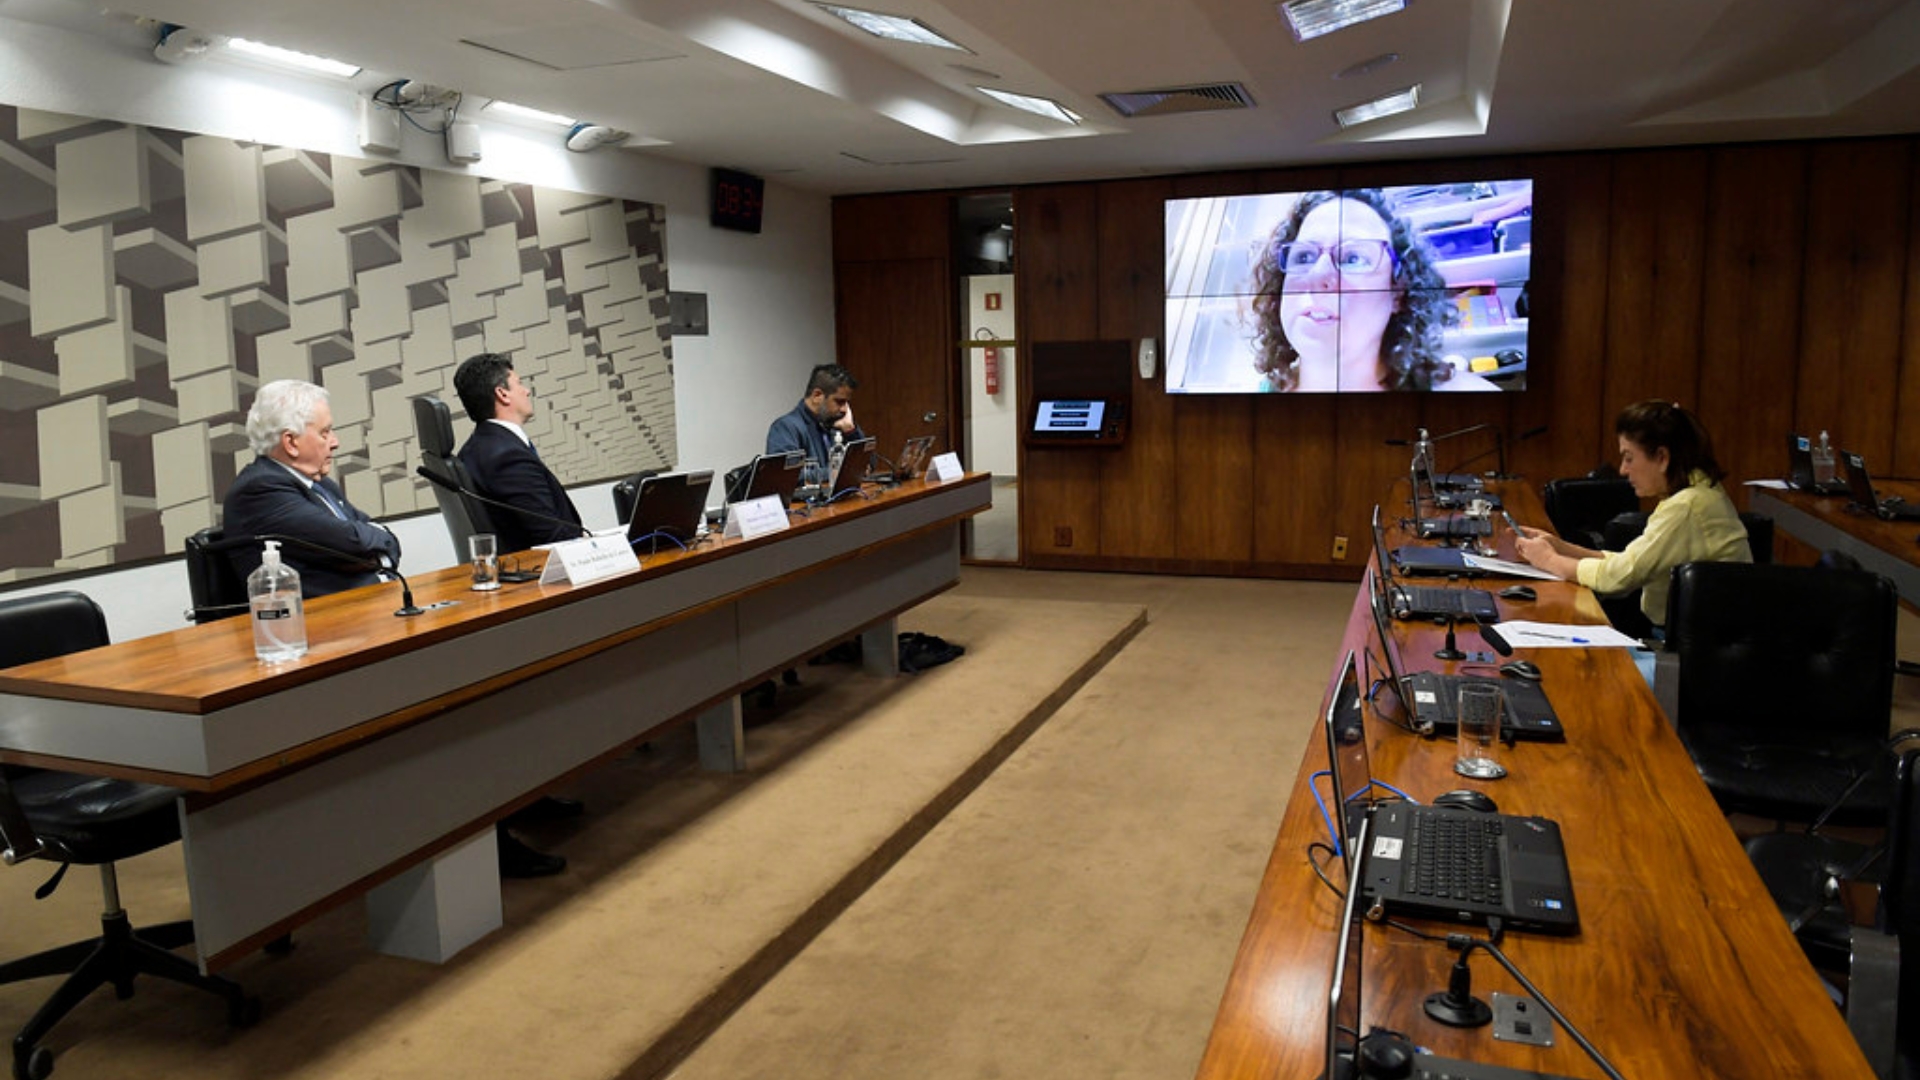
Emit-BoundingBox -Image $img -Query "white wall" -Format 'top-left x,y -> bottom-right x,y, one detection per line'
0,15 -> 835,642
963,275 -> 1019,477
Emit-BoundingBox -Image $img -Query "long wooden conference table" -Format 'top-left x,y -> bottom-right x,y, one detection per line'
1752,479 -> 1920,605
0,474 -> 990,973
1195,480 -> 1871,1079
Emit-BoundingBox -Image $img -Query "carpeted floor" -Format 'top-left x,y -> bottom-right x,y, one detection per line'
1,568 -> 1358,1080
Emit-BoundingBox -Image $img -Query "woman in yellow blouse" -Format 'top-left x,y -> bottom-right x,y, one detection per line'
1514,400 -> 1751,629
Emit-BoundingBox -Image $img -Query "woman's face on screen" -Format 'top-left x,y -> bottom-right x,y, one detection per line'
1278,198 -> 1401,391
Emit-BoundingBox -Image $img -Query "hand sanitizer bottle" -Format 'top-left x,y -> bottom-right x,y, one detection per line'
1812,430 -> 1837,488
249,540 -> 307,662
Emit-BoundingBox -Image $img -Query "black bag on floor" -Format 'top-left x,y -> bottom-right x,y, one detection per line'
898,632 -> 964,673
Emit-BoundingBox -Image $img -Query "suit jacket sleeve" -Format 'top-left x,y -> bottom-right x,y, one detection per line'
225,466 -> 400,564
458,425 -> 583,551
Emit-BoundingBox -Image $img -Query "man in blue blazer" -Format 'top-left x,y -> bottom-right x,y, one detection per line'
766,363 -> 863,488
453,353 -> 584,554
223,379 -> 401,597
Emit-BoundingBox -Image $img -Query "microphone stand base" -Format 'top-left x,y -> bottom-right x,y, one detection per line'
1432,648 -> 1468,661
1423,991 -> 1493,1028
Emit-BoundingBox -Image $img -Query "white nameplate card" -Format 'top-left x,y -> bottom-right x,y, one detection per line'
722,496 -> 792,541
925,452 -> 964,483
539,535 -> 641,586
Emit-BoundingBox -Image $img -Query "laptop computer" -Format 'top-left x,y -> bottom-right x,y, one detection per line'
1325,650 -> 1580,934
1373,505 -> 1498,622
1367,569 -> 1565,742
730,450 -> 805,507
624,469 -> 713,553
868,434 -> 937,485
830,435 -> 877,498
1320,734 -> 1582,1079
1411,469 -> 1492,541
1839,450 -> 1920,521
1785,434 -> 1848,495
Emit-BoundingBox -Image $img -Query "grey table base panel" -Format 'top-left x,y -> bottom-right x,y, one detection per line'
176,515 -> 972,969
1751,489 -> 1920,604
0,478 -> 989,780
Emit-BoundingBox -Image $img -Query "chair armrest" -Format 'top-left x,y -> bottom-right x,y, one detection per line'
1846,927 -> 1898,1079
0,774 -> 46,864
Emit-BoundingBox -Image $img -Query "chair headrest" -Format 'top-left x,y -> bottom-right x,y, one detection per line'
413,395 -> 457,458
0,591 -> 109,667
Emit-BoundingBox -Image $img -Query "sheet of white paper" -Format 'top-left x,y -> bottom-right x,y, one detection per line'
1458,554 -> 1561,581
1745,479 -> 1791,490
1492,619 -> 1643,649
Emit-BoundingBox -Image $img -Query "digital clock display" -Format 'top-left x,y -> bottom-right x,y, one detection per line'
710,168 -> 765,234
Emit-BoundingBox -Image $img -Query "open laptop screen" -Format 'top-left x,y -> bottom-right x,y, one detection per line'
625,470 -> 714,546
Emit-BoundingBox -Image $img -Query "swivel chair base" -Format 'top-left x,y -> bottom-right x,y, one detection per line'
0,900 -> 258,1080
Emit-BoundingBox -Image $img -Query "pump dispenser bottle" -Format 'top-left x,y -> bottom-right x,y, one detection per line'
248,540 -> 307,662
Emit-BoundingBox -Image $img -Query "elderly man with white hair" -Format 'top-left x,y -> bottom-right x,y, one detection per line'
221,378 -> 401,597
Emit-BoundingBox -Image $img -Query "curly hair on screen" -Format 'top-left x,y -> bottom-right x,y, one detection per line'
1248,188 -> 1457,392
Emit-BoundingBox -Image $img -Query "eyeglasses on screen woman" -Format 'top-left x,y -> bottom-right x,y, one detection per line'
1273,239 -> 1395,276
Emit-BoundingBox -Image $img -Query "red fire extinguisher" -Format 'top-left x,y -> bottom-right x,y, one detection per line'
984,346 -> 1000,395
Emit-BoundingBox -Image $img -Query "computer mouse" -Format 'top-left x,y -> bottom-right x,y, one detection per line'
1432,789 -> 1499,814
1498,585 -> 1537,601
1499,659 -> 1543,682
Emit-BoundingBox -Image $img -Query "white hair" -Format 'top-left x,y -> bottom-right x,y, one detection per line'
246,380 -> 330,457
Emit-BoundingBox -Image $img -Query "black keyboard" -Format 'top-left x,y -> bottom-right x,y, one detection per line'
1405,812 -> 1504,906
1417,515 -> 1493,539
1397,584 -> 1497,620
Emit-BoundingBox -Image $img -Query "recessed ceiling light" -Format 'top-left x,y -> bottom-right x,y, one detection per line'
226,37 -> 361,78
1334,84 -> 1419,127
976,87 -> 1080,125
486,100 -> 577,127
815,4 -> 970,51
1278,0 -> 1408,42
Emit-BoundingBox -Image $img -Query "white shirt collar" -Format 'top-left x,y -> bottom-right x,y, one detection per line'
486,418 -> 532,447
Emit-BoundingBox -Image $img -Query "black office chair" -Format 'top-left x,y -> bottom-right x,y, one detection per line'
1541,475 -> 1638,551
1664,560 -> 1899,826
412,394 -> 496,553
1744,742 -> 1920,1078
183,527 -> 251,624
0,592 -> 257,1080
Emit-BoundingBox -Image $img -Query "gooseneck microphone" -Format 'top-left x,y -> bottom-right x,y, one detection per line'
209,530 -> 426,616
415,467 -> 592,541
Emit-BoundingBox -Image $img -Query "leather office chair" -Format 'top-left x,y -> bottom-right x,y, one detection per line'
183,526 -> 251,623
412,394 -> 496,553
1541,476 -> 1638,551
1745,743 -> 1920,1078
0,591 -> 257,1080
1664,560 -> 1899,826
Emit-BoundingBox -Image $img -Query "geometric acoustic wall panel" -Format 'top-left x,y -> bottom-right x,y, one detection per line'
0,104 -> 675,582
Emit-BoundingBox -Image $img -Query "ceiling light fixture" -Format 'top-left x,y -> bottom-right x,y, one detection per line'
486,100 -> 577,126
976,87 -> 1080,125
814,4 -> 970,51
1279,0 -> 1407,42
1334,84 -> 1419,127
226,37 -> 362,78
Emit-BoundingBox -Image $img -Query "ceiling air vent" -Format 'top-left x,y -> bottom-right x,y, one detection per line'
1100,82 -> 1254,119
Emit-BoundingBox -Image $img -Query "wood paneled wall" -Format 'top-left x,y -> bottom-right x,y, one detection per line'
833,135 -> 1920,578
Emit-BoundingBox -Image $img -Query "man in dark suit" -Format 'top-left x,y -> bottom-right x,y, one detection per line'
451,353 -> 586,876
223,379 -> 401,596
453,353 -> 584,553
224,378 -> 566,879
